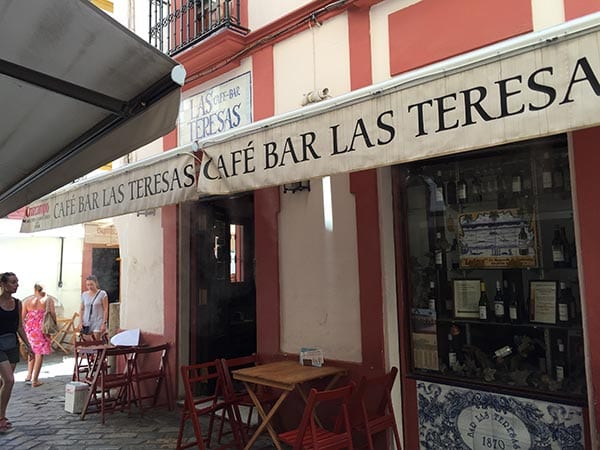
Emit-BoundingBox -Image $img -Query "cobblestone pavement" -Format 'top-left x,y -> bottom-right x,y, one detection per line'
0,353 -> 274,450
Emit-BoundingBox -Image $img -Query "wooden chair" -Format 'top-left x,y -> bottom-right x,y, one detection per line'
72,338 -> 109,382
51,312 -> 78,354
217,355 -> 278,442
130,343 -> 173,414
278,383 -> 355,450
350,367 -> 402,450
80,346 -> 137,424
177,360 -> 230,450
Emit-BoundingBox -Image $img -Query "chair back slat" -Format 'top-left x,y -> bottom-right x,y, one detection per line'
282,383 -> 355,450
353,367 -> 402,450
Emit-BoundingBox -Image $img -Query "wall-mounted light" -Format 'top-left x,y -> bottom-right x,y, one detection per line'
283,180 -> 311,194
302,88 -> 329,106
136,208 -> 156,217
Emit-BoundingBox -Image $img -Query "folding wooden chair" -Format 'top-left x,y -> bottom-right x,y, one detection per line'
130,343 -> 173,414
51,312 -> 78,354
278,383 -> 355,450
350,367 -> 402,450
177,360 -> 232,450
72,338 -> 109,382
80,346 -> 137,424
218,355 -> 278,442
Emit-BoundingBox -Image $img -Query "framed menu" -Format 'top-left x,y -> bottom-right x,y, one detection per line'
530,280 -> 558,324
453,279 -> 481,319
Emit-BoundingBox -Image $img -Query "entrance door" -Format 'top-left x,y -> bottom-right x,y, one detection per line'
191,194 -> 256,363
92,247 -> 120,303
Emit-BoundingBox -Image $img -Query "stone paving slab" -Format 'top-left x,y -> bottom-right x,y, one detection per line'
0,353 -> 276,449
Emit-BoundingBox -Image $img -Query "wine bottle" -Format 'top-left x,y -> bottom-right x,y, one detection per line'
553,163 -> 564,192
555,338 -> 566,383
428,281 -> 437,314
448,333 -> 457,370
511,171 -> 522,196
470,176 -> 482,203
493,281 -> 505,322
557,282 -> 570,325
445,281 -> 454,316
508,282 -> 519,324
560,226 -> 572,267
434,170 -> 445,204
446,176 -> 457,206
518,223 -> 529,256
479,282 -> 489,321
542,151 -> 553,191
457,173 -> 468,204
434,232 -> 449,268
450,238 -> 460,270
552,225 -> 566,268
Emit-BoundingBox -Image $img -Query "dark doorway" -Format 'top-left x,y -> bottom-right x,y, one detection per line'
92,247 -> 120,303
191,194 -> 256,364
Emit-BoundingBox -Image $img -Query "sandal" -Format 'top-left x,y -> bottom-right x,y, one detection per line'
0,417 -> 13,432
31,381 -> 44,388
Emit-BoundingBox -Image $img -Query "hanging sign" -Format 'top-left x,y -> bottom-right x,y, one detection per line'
20,149 -> 198,233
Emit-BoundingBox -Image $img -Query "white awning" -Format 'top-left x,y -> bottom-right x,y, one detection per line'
197,12 -> 600,195
0,0 -> 185,218
20,148 -> 199,233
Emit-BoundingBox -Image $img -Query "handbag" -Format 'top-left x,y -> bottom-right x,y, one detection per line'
0,333 -> 17,351
42,297 -> 59,335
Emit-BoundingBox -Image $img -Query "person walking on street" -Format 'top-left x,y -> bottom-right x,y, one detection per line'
21,283 -> 55,387
78,275 -> 109,341
0,272 -> 32,433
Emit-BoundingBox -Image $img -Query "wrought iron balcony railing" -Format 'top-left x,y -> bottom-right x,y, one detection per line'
149,0 -> 247,56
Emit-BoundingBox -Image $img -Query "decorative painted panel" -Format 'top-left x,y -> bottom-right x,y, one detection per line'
418,381 -> 584,449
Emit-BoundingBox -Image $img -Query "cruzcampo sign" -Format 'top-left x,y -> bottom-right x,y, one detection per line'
197,20 -> 600,195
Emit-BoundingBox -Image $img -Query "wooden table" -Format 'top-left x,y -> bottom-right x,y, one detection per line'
233,360 -> 347,450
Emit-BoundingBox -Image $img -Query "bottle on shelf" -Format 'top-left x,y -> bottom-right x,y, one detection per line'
457,172 -> 468,204
552,225 -> 566,268
428,281 -> 437,315
470,176 -> 482,203
555,338 -> 567,383
448,333 -> 458,370
434,170 -> 445,205
479,281 -> 489,321
560,226 -> 573,267
508,282 -> 520,324
552,162 -> 564,193
446,175 -> 457,206
541,151 -> 553,192
434,232 -> 449,268
449,238 -> 460,270
511,170 -> 523,196
445,281 -> 454,316
557,282 -> 572,325
518,223 -> 529,256
493,280 -> 505,322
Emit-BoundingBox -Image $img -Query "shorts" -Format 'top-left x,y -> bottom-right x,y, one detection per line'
0,347 -> 20,364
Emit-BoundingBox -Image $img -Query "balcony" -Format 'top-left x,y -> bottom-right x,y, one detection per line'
149,0 -> 248,56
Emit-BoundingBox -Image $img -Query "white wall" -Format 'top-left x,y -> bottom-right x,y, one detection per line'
0,220 -> 83,318
273,13 -> 362,361
248,0 -> 314,30
114,211 -> 164,334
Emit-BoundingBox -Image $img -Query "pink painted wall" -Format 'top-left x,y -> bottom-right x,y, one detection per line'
388,0 -> 532,75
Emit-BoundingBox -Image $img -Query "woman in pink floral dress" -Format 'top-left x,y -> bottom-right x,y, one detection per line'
21,283 -> 55,387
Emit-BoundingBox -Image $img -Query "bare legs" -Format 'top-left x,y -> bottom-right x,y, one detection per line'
26,354 -> 44,386
0,361 -> 16,419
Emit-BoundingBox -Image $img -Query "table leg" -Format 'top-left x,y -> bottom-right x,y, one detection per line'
294,372 -> 345,428
242,383 -> 290,450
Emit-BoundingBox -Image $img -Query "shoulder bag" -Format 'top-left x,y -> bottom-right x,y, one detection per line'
42,297 -> 59,335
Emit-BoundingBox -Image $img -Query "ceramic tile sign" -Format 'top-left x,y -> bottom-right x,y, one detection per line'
417,381 -> 584,449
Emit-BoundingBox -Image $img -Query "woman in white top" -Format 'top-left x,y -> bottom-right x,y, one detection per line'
78,275 -> 108,341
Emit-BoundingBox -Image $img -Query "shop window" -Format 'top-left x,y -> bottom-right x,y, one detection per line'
397,134 -> 585,404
